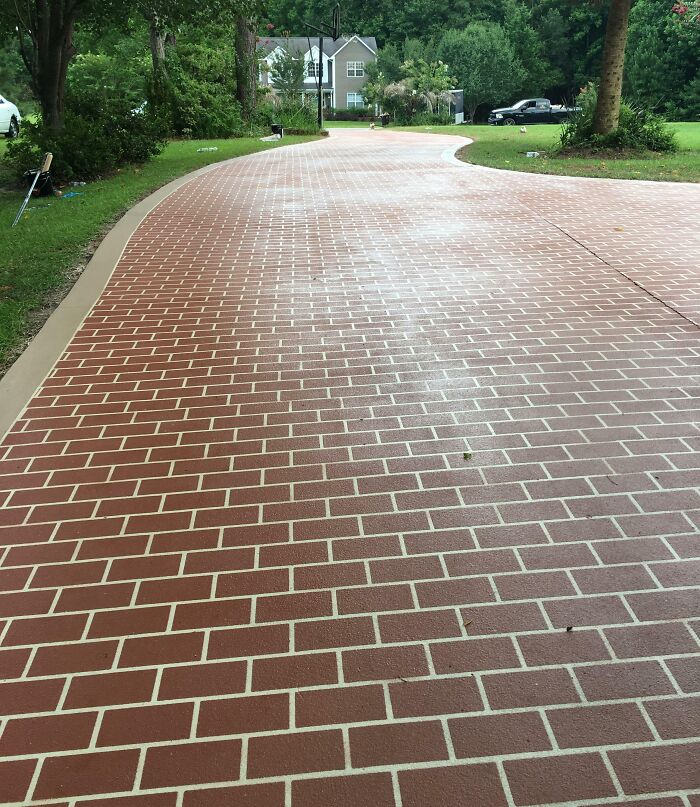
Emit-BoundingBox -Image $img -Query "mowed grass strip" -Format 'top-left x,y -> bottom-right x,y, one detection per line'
327,120 -> 699,181
0,135 -> 316,374
405,121 -> 700,182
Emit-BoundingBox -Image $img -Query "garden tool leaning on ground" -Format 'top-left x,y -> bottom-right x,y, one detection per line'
12,152 -> 53,228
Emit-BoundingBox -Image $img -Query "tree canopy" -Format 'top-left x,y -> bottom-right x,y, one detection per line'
437,24 -> 526,122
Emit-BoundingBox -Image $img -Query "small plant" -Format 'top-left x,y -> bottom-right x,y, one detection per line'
560,82 -> 677,153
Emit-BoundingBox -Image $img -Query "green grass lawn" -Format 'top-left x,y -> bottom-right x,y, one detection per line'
0,135 -> 315,373
403,121 -> 700,182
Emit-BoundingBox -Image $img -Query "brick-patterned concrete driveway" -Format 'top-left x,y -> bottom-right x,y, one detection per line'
1,129 -> 699,806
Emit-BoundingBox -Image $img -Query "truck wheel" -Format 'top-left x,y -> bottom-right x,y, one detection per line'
503,117 -> 516,126
7,117 -> 19,139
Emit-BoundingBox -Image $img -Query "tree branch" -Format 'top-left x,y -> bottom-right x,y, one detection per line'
15,25 -> 34,76
11,0 -> 32,34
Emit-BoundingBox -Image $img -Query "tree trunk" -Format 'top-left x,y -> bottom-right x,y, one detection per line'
235,15 -> 258,121
149,16 -> 167,70
16,0 -> 77,132
145,10 -> 169,102
146,12 -> 166,80
593,0 -> 632,135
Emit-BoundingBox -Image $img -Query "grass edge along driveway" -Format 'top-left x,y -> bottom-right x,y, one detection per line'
407,121 -> 700,183
0,135 -> 316,375
325,120 -> 699,182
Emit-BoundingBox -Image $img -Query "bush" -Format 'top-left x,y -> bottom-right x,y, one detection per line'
253,98 -> 320,135
5,107 -> 167,183
326,108 -> 375,121
157,43 -> 244,139
560,82 -> 677,153
412,110 -> 454,126
4,52 -> 167,182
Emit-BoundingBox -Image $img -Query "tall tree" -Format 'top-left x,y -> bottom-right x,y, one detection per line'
437,24 -> 525,122
0,0 -> 141,131
592,0 -> 632,133
235,14 -> 258,120
500,0 -> 555,97
3,0 -> 83,130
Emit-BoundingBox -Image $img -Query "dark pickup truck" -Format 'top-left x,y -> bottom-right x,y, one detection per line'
488,98 -> 579,126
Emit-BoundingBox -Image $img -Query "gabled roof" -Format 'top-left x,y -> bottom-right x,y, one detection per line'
258,35 -> 377,58
331,34 -> 377,57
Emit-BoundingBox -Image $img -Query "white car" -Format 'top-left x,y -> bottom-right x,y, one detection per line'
0,94 -> 21,138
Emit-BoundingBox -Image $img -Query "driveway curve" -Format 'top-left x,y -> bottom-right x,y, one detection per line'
0,129 -> 699,807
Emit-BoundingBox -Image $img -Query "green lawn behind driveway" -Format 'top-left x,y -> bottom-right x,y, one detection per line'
405,122 -> 700,182
0,136 -> 315,374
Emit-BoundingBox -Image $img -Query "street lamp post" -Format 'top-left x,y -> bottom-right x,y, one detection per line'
304,4 -> 341,129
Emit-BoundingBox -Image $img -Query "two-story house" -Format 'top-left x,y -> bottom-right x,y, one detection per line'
259,35 -> 377,111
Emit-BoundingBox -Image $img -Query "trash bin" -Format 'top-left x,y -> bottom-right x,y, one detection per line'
380,113 -> 390,128
271,123 -> 284,138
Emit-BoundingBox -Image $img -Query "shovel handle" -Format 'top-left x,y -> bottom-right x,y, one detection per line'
41,153 -> 53,173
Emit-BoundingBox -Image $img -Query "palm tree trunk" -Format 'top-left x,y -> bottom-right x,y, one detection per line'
593,0 -> 632,135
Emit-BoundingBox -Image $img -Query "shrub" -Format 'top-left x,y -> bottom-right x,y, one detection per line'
326,108 -> 375,121
560,82 -> 677,153
5,107 -> 167,183
412,110 -> 454,126
4,51 -> 167,182
253,98 -> 320,135
158,43 -> 244,139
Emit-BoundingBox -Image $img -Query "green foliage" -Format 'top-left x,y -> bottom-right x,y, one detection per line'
0,41 -> 35,114
560,83 -> 678,153
5,110 -> 167,183
69,52 -> 148,112
253,98 -> 319,134
412,110 -> 454,125
625,0 -> 700,121
4,52 -> 167,181
367,57 -> 455,124
436,24 -> 525,121
269,47 -> 306,100
426,120 -> 698,181
327,107 -> 375,121
158,41 -> 244,138
500,0 -> 555,96
371,42 -> 404,84
402,59 -> 454,103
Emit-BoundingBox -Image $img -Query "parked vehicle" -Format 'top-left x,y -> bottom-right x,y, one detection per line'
488,98 -> 579,126
0,94 -> 21,138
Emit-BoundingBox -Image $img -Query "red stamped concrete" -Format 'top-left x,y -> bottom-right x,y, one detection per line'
1,129 -> 699,806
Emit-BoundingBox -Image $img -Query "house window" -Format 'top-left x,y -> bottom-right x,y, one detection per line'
307,60 -> 320,78
347,61 -> 365,77
346,92 -> 365,108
